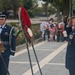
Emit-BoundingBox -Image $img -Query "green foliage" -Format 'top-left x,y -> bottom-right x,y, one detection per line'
22,0 -> 38,17
16,31 -> 25,45
0,0 -> 4,10
42,0 -> 64,8
33,7 -> 45,15
8,22 -> 17,27
42,4 -> 56,15
32,24 -> 41,40
0,0 -> 20,18
48,6 -> 56,14
23,0 -> 32,10
28,11 -> 34,17
0,0 -> 20,11
8,22 -> 41,46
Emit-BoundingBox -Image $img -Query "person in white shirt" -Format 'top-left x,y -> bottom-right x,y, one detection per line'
63,29 -> 67,42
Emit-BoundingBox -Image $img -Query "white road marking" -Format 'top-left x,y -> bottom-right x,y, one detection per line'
14,41 -> 45,57
10,61 -> 37,64
47,63 -> 65,66
10,61 -> 65,65
22,43 -> 67,75
35,49 -> 54,51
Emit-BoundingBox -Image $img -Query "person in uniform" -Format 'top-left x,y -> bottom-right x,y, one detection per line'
65,16 -> 75,75
63,16 -> 72,40
0,13 -> 16,75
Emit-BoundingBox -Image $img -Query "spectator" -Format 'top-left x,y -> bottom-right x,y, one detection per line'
49,24 -> 55,41
40,21 -> 50,41
63,16 -> 72,39
62,28 -> 67,42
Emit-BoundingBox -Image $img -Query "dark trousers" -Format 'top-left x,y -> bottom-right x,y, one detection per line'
44,29 -> 50,41
64,37 -> 67,41
0,56 -> 9,75
57,31 -> 62,42
69,69 -> 75,75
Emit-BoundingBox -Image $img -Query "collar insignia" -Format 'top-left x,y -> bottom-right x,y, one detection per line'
5,32 -> 8,35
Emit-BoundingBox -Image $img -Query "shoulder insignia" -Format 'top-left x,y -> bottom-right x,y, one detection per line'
69,35 -> 73,39
5,32 -> 9,35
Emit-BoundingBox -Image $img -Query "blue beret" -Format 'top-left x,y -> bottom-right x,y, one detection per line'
0,13 -> 6,18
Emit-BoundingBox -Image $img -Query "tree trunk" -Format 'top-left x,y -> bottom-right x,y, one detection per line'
56,3 -> 61,23
63,0 -> 69,17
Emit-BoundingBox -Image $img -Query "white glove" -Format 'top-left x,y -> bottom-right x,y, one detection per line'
9,55 -> 14,59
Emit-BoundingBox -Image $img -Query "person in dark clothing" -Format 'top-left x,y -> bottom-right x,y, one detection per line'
63,16 -> 68,29
65,16 -> 75,75
44,28 -> 50,41
66,26 -> 72,39
0,13 -> 16,75
63,16 -> 72,40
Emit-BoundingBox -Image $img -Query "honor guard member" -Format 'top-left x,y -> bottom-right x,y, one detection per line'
65,16 -> 75,75
0,13 -> 16,75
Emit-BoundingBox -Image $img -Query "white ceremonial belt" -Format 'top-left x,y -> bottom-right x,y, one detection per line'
1,41 -> 9,45
11,50 -> 15,52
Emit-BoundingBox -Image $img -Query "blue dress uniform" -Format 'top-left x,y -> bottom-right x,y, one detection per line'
65,30 -> 75,75
0,24 -> 16,75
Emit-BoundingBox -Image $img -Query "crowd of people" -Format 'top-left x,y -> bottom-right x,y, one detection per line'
40,16 -> 72,42
40,16 -> 75,75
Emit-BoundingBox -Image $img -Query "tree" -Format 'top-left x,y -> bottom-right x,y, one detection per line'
42,3 -> 56,15
0,0 -> 4,11
0,0 -> 39,18
22,0 -> 38,17
0,0 -> 20,18
10,0 -> 20,18
62,0 -> 69,16
1,0 -> 11,11
42,0 -> 62,22
42,0 -> 70,22
23,0 -> 32,10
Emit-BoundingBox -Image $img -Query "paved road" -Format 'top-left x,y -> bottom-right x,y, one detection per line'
6,17 -> 47,24
6,16 -> 57,24
9,41 -> 69,75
